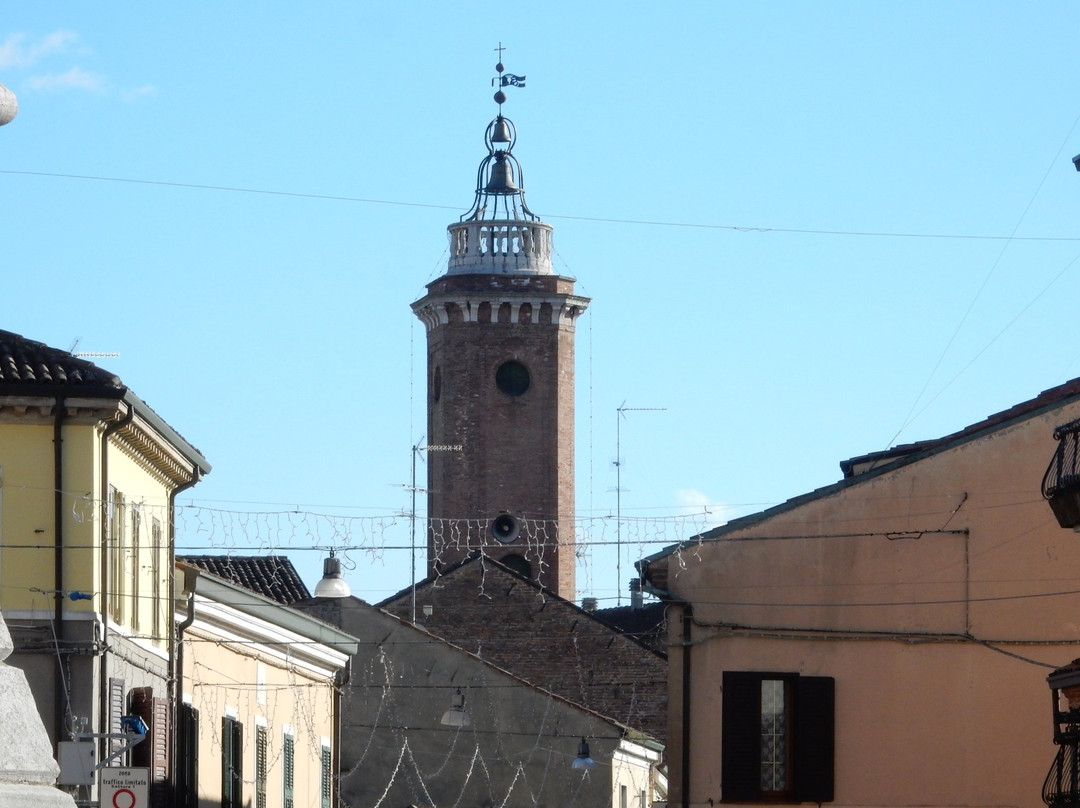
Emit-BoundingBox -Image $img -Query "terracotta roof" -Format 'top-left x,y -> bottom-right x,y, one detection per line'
0,329 -> 124,393
179,555 -> 311,604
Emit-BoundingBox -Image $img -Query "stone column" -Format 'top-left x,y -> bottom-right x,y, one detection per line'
0,609 -> 77,807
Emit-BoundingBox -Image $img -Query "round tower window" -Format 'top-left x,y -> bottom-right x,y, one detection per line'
495,360 -> 530,396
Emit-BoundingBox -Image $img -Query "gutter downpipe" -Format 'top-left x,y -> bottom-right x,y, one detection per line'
168,474 -> 201,802
53,395 -> 66,751
682,602 -> 693,808
98,402 -> 134,753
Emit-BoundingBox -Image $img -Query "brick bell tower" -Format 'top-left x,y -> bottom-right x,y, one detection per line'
412,57 -> 589,599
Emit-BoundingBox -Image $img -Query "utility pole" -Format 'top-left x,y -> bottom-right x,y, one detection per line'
408,440 -> 462,623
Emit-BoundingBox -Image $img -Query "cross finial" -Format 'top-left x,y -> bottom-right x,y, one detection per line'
495,42 -> 506,63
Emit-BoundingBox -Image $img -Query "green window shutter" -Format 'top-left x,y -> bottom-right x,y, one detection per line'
283,734 -> 295,808
321,745 -> 332,808
178,705 -> 199,808
256,726 -> 267,808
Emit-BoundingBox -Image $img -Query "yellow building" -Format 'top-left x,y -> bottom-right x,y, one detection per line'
174,560 -> 357,808
0,329 -> 209,803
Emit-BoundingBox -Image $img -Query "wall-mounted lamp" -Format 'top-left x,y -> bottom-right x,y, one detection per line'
313,550 -> 351,598
571,738 -> 595,770
440,688 -> 471,728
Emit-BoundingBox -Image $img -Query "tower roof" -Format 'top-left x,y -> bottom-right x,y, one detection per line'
445,51 -> 554,276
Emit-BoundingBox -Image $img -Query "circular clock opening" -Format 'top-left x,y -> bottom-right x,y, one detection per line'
495,360 -> 530,396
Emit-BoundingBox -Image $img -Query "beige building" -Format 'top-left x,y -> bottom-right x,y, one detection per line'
640,378 -> 1080,807
0,329 -> 209,804
175,561 -> 356,808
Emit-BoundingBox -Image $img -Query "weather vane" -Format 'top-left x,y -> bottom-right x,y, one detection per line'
491,42 -> 525,111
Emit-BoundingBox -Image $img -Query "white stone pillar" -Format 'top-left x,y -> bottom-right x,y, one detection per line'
0,609 -> 77,807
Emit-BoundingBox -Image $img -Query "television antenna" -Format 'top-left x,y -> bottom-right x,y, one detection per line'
614,402 -> 666,605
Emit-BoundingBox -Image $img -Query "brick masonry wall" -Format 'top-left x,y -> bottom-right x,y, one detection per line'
419,275 -> 583,598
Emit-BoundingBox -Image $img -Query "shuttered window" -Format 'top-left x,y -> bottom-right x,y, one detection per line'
321,744 -> 332,808
721,671 -> 834,803
222,716 -> 243,808
177,704 -> 199,808
283,733 -> 295,808
129,687 -> 171,808
108,677 -> 126,761
256,726 -> 268,808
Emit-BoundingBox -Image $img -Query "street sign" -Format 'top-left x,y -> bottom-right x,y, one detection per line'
100,767 -> 149,808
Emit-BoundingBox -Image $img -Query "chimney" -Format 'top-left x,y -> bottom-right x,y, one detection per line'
629,579 -> 643,610
581,597 -> 598,613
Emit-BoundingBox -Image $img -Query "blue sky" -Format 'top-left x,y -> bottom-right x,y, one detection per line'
4,3 -> 1080,604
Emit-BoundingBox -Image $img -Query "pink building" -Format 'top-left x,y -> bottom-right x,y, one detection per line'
641,378 -> 1080,807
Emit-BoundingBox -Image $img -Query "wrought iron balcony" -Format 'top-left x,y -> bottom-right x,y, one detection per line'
1042,418 -> 1080,529
1044,741 -> 1080,807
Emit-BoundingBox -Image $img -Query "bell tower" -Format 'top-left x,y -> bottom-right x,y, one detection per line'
412,56 -> 589,598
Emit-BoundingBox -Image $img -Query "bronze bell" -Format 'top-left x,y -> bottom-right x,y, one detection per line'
491,116 -> 512,143
485,153 -> 518,192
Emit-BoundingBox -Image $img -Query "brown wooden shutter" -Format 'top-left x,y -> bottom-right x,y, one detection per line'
720,671 -> 762,802
128,688 -> 171,808
794,676 -> 835,803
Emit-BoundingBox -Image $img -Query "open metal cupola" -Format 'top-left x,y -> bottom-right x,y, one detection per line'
446,57 -> 554,276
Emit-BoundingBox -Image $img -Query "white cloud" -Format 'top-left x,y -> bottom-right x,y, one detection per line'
674,488 -> 732,528
27,67 -> 104,92
0,30 -> 79,69
122,85 -> 157,101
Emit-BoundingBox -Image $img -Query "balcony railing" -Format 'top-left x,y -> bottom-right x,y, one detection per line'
1045,742 -> 1080,807
1042,418 -> 1080,529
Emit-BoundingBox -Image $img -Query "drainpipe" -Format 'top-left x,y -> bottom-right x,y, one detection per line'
53,395 -> 66,750
173,579 -> 197,807
168,474 -> 201,802
681,603 -> 693,808
98,402 -> 134,749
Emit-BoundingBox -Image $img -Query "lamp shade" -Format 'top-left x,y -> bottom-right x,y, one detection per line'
313,554 -> 351,598
440,688 -> 471,727
571,738 -> 595,770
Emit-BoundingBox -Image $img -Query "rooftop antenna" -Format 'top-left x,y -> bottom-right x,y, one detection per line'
614,403 -> 666,605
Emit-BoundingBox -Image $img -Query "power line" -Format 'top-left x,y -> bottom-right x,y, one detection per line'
4,168 -> 1080,243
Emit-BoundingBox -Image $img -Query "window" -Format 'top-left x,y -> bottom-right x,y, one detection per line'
721,671 -> 834,803
256,726 -> 268,808
108,487 -> 126,624
177,704 -> 199,808
131,505 -> 141,632
321,743 -> 332,808
620,785 -> 628,808
130,687 -> 170,808
283,732 -> 295,808
151,518 -> 163,641
222,716 -> 243,808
